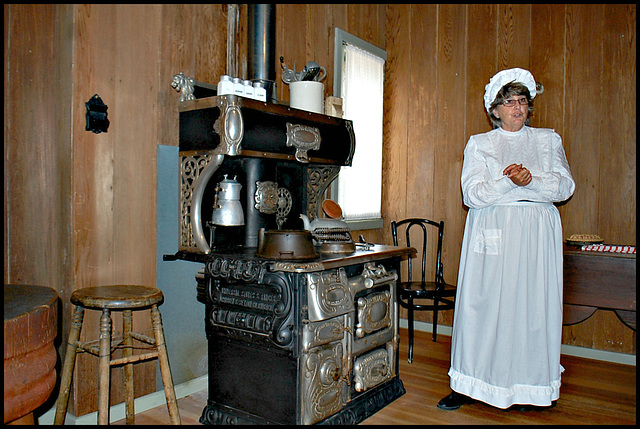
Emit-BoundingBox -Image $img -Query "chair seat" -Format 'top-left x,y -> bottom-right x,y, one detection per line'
398,281 -> 457,298
70,285 -> 163,310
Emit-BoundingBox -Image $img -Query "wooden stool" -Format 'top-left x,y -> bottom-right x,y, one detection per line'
54,285 -> 180,425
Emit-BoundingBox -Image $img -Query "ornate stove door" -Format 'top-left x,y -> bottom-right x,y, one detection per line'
355,290 -> 392,338
300,330 -> 348,425
353,345 -> 393,393
301,269 -> 353,424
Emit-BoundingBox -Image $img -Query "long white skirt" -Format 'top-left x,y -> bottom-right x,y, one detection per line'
449,202 -> 564,408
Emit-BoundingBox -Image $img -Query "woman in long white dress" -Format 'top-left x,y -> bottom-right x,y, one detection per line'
438,68 -> 575,411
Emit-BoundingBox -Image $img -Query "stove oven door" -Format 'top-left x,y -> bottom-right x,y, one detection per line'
350,268 -> 397,393
352,286 -> 395,357
353,345 -> 394,393
306,268 -> 353,322
355,289 -> 392,338
300,315 -> 349,425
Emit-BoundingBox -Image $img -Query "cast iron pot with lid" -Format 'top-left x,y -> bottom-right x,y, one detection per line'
256,228 -> 319,260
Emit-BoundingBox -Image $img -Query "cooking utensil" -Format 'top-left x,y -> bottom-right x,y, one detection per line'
280,56 -> 301,84
320,240 -> 356,254
211,175 -> 244,226
356,234 -> 375,251
301,61 -> 321,81
306,62 -> 327,82
256,228 -> 318,260
300,214 -> 349,235
301,61 -> 326,82
281,57 -> 326,84
322,199 -> 343,219
282,69 -> 298,84
301,68 -> 319,81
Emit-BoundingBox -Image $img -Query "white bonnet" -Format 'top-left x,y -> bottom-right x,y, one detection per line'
484,68 -> 537,112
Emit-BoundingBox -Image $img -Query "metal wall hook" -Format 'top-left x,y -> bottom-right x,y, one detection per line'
85,94 -> 109,134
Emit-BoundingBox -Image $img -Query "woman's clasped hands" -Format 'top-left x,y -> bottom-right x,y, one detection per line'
503,163 -> 532,186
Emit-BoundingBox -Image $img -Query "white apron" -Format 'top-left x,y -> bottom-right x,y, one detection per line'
449,201 -> 564,408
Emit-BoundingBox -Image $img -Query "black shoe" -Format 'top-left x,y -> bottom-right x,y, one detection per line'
437,391 -> 476,411
509,404 -> 534,412
507,401 -> 557,412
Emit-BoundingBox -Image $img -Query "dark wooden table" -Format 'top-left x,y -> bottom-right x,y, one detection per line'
562,244 -> 636,330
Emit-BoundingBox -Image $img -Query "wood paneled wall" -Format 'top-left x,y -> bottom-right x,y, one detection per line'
4,3 -> 635,416
5,2 -> 75,412
380,4 -> 635,354
5,4 -> 229,417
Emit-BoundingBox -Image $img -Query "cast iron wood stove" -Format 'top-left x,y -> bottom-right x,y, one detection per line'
168,93 -> 412,424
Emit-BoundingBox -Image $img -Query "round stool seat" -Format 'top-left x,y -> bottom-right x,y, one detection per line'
71,285 -> 163,310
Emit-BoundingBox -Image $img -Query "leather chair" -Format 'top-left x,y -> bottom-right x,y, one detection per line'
391,218 -> 456,363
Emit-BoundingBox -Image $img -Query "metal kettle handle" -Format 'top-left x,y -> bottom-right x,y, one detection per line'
191,154 -> 225,254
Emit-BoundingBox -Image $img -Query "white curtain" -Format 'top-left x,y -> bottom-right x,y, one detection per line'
338,44 -> 385,220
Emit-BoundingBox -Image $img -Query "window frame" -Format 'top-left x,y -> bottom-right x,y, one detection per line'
332,28 -> 386,230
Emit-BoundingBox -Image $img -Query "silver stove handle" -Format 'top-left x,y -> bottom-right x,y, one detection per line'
191,154 -> 225,254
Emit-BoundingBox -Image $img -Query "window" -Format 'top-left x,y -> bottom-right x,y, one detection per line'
333,28 -> 386,230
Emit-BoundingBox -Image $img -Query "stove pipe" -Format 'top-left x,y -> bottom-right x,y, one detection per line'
247,4 -> 277,102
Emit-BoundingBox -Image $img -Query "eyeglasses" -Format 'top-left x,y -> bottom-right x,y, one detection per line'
501,97 -> 529,107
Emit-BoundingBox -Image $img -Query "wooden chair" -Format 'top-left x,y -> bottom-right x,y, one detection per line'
391,218 -> 456,363
54,285 -> 180,425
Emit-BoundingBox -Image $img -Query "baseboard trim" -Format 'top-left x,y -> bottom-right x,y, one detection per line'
401,319 -> 636,366
37,374 -> 208,425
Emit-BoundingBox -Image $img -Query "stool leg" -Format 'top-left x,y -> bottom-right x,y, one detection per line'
98,309 -> 112,425
123,309 -> 135,424
54,306 -> 84,425
150,305 -> 181,425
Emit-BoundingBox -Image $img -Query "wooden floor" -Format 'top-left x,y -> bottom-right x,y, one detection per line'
113,328 -> 636,425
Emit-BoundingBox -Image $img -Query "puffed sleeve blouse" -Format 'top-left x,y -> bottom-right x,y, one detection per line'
461,126 -> 576,209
